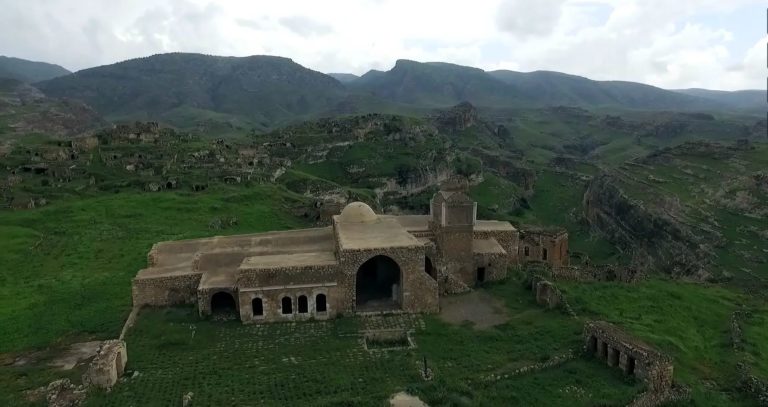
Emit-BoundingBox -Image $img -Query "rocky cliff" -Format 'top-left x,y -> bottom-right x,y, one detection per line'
583,173 -> 714,277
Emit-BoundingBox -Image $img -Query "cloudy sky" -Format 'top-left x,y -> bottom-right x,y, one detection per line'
0,0 -> 765,90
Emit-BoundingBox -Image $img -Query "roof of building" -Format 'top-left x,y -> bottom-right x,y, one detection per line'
338,202 -> 378,224
240,251 -> 338,270
472,238 -> 507,254
335,217 -> 423,250
384,214 -> 430,231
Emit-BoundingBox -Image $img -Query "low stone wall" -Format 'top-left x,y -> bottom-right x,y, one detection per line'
82,340 -> 127,389
552,264 -> 643,283
737,363 -> 768,406
131,272 -> 202,306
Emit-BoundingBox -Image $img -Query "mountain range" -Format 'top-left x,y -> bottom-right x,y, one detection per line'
0,53 -> 760,130
0,56 -> 71,83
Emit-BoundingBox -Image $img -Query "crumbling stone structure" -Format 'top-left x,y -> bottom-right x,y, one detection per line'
82,340 -> 127,389
133,180 -> 564,323
584,321 -> 673,394
519,226 -> 569,267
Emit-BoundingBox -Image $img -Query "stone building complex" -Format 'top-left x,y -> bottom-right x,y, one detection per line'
132,182 -> 569,323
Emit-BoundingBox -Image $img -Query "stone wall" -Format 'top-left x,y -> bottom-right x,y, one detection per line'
238,284 -> 342,323
473,252 -> 508,282
131,272 -> 202,306
238,263 -> 339,287
584,321 -> 674,394
82,340 -> 127,389
337,246 -> 439,314
474,229 -> 520,264
519,228 -> 569,267
535,280 -> 562,309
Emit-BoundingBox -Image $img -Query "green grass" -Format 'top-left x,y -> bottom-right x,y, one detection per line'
0,186 -> 306,354
75,279 -> 640,407
509,170 -> 620,264
560,279 -> 768,406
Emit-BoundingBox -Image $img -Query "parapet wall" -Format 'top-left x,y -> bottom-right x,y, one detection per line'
132,272 -> 202,306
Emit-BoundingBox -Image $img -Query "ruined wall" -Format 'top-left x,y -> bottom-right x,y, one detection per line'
534,280 -> 562,309
82,340 -> 127,389
519,229 -> 569,267
584,321 -> 674,393
337,246 -> 439,314
131,272 -> 202,306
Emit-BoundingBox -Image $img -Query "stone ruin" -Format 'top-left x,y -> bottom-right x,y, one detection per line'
585,321 -> 672,390
584,321 -> 687,406
82,340 -> 128,389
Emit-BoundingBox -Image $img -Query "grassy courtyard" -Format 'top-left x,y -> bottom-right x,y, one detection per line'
83,281 -> 641,407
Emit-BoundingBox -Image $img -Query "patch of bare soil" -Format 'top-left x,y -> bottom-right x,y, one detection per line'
48,341 -> 102,370
438,290 -> 509,329
389,392 -> 428,407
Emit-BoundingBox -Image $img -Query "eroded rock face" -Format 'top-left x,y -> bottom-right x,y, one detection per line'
435,101 -> 478,132
583,173 -> 712,276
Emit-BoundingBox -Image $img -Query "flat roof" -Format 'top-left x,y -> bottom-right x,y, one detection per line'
334,217 -> 423,250
386,215 -> 430,231
240,251 -> 338,270
199,268 -> 236,289
473,238 -> 506,254
474,220 -> 517,232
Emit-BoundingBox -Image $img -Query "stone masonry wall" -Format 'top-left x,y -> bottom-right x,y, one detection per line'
83,340 -> 127,389
337,246 -> 439,314
474,229 -> 520,264
584,321 -> 674,394
238,263 -> 339,287
131,272 -> 202,306
238,285 -> 343,323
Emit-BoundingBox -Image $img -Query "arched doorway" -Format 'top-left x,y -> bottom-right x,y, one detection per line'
210,292 -> 237,318
355,255 -> 401,311
424,256 -> 436,280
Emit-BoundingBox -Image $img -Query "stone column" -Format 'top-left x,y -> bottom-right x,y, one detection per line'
619,352 -> 630,373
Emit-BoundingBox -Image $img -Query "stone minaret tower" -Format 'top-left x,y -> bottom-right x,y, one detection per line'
429,177 -> 477,286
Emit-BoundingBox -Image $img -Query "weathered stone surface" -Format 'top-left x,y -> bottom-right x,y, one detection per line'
584,321 -> 673,393
82,340 -> 127,390
132,183 -> 568,324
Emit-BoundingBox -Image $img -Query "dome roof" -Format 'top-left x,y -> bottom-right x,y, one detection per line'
338,202 -> 378,223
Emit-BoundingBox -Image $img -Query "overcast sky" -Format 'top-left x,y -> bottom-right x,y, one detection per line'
0,0 -> 765,90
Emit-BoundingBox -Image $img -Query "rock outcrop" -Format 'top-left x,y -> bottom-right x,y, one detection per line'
583,173 -> 712,276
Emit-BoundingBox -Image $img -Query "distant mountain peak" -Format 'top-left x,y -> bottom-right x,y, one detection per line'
0,56 -> 71,83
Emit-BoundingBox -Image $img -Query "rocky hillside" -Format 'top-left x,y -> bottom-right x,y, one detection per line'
0,56 -> 71,83
0,79 -> 104,138
584,141 -> 768,287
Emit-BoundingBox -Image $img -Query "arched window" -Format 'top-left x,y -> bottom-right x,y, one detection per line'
298,295 -> 308,314
281,296 -> 293,315
542,248 -> 548,261
524,246 -> 530,257
252,297 -> 263,317
316,294 -> 327,313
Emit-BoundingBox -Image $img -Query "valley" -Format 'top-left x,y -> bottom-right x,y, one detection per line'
0,52 -> 766,406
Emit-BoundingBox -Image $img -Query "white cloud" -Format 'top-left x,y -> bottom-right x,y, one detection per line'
0,0 -> 763,90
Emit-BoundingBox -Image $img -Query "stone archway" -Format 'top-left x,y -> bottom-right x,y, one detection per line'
210,291 -> 237,317
355,255 -> 401,312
